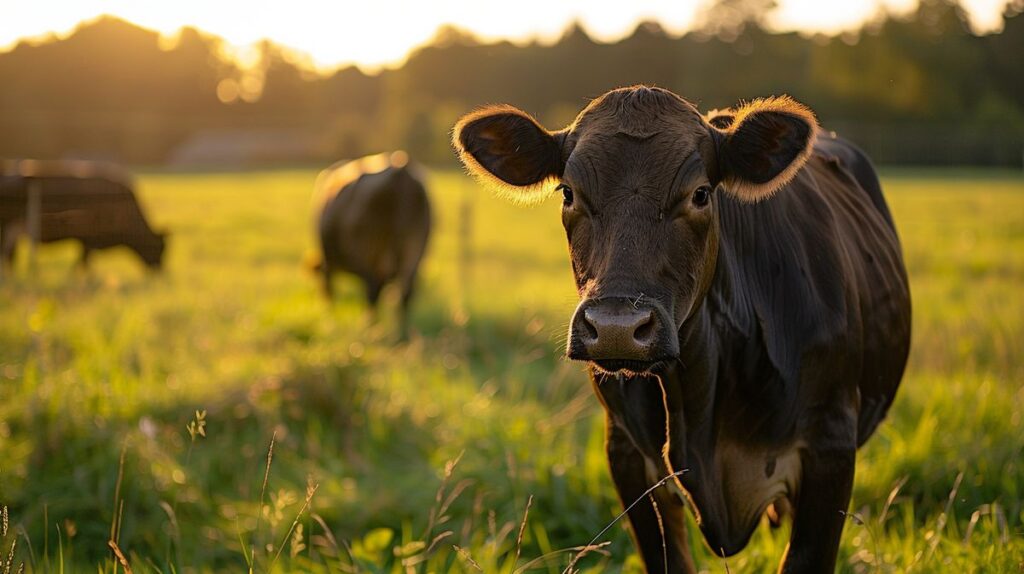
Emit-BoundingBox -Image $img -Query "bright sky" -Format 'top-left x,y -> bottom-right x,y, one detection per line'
0,0 -> 1013,71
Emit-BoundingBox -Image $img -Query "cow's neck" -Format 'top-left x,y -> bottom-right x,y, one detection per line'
660,301 -> 720,480
661,222 -> 769,442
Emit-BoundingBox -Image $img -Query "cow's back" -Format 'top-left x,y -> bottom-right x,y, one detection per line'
317,155 -> 431,283
1,176 -> 154,241
814,134 -> 896,228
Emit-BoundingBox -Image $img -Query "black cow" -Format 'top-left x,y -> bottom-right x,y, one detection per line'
0,161 -> 166,270
315,151 -> 431,337
453,86 -> 911,573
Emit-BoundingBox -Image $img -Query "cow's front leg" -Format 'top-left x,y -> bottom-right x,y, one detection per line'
607,420 -> 696,574
1,220 -> 23,268
778,410 -> 857,573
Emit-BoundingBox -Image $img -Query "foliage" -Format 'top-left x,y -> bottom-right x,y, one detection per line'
1,1 -> 1023,165
0,167 -> 1022,572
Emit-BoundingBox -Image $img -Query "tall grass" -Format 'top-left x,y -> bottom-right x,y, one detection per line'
0,167 -> 1021,572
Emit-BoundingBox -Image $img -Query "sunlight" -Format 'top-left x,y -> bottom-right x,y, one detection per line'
0,0 -> 1015,71
770,0 -> 917,33
771,0 -> 1011,34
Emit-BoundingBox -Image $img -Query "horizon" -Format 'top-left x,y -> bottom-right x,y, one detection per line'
0,0 -> 1015,73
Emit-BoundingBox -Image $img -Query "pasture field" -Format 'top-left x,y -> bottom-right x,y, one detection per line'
0,167 -> 1022,573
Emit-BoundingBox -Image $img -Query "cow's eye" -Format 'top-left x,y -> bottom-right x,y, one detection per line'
557,183 -> 574,206
692,185 -> 711,208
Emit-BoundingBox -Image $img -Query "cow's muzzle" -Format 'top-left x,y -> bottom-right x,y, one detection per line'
567,297 -> 679,374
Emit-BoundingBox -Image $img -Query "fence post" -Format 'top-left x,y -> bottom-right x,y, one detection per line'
27,178 -> 41,276
455,186 -> 473,326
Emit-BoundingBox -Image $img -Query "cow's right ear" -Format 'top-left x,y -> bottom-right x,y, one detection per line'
453,105 -> 565,204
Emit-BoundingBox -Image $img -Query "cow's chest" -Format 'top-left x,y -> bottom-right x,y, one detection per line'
691,441 -> 803,542
613,408 -> 803,549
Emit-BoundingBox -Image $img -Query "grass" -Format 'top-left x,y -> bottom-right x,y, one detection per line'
0,166 -> 1021,573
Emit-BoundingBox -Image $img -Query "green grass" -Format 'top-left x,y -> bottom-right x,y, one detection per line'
0,167 -> 1022,573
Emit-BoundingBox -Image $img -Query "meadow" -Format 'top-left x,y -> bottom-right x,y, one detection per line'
0,166 -> 1021,573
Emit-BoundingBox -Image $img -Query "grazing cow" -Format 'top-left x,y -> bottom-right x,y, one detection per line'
315,151 -> 431,336
0,161 -> 166,270
453,86 -> 911,573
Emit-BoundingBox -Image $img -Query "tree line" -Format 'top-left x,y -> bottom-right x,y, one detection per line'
1,0 -> 1022,167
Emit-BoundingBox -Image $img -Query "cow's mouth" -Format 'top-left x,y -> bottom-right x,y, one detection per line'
589,358 -> 666,375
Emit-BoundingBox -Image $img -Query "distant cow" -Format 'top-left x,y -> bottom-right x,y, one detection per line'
315,151 -> 431,336
454,86 -> 911,573
0,161 -> 166,270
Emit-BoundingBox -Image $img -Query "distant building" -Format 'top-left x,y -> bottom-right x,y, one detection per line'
167,129 -> 330,168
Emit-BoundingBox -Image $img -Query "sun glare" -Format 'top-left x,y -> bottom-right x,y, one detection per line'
0,0 -> 1015,71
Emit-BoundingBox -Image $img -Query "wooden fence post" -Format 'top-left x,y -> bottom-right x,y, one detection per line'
27,178 -> 42,275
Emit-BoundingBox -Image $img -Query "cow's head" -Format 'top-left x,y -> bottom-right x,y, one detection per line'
138,230 -> 168,270
454,86 -> 816,374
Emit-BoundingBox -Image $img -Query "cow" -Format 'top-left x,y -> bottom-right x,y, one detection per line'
0,161 -> 167,270
315,151 -> 431,337
453,86 -> 911,573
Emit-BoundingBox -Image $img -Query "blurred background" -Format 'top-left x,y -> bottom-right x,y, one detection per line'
1,1 -> 1022,573
2,0 -> 1023,168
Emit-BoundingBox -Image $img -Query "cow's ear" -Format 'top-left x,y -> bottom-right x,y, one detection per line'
704,108 -> 735,129
709,96 -> 817,202
453,105 -> 565,205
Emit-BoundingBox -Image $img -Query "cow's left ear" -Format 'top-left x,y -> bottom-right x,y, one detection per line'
708,96 -> 817,202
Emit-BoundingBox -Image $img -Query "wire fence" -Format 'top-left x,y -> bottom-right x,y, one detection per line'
1,112 -> 1022,168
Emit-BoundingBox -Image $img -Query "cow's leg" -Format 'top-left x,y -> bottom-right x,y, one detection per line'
394,233 -> 426,341
607,421 -> 696,574
321,264 -> 334,300
1,234 -> 15,269
778,409 -> 857,573
78,244 -> 92,269
364,277 -> 383,322
396,272 -> 417,340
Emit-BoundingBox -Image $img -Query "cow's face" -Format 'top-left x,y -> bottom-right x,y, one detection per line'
139,231 -> 167,270
454,86 -> 816,375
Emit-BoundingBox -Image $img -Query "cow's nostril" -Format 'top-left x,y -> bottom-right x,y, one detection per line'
633,312 -> 655,343
580,310 -> 599,340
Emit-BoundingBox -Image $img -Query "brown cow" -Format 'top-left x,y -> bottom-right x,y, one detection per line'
315,151 -> 431,337
453,86 -> 911,573
0,161 -> 166,270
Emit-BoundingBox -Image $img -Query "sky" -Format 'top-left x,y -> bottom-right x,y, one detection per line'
0,0 -> 1014,71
